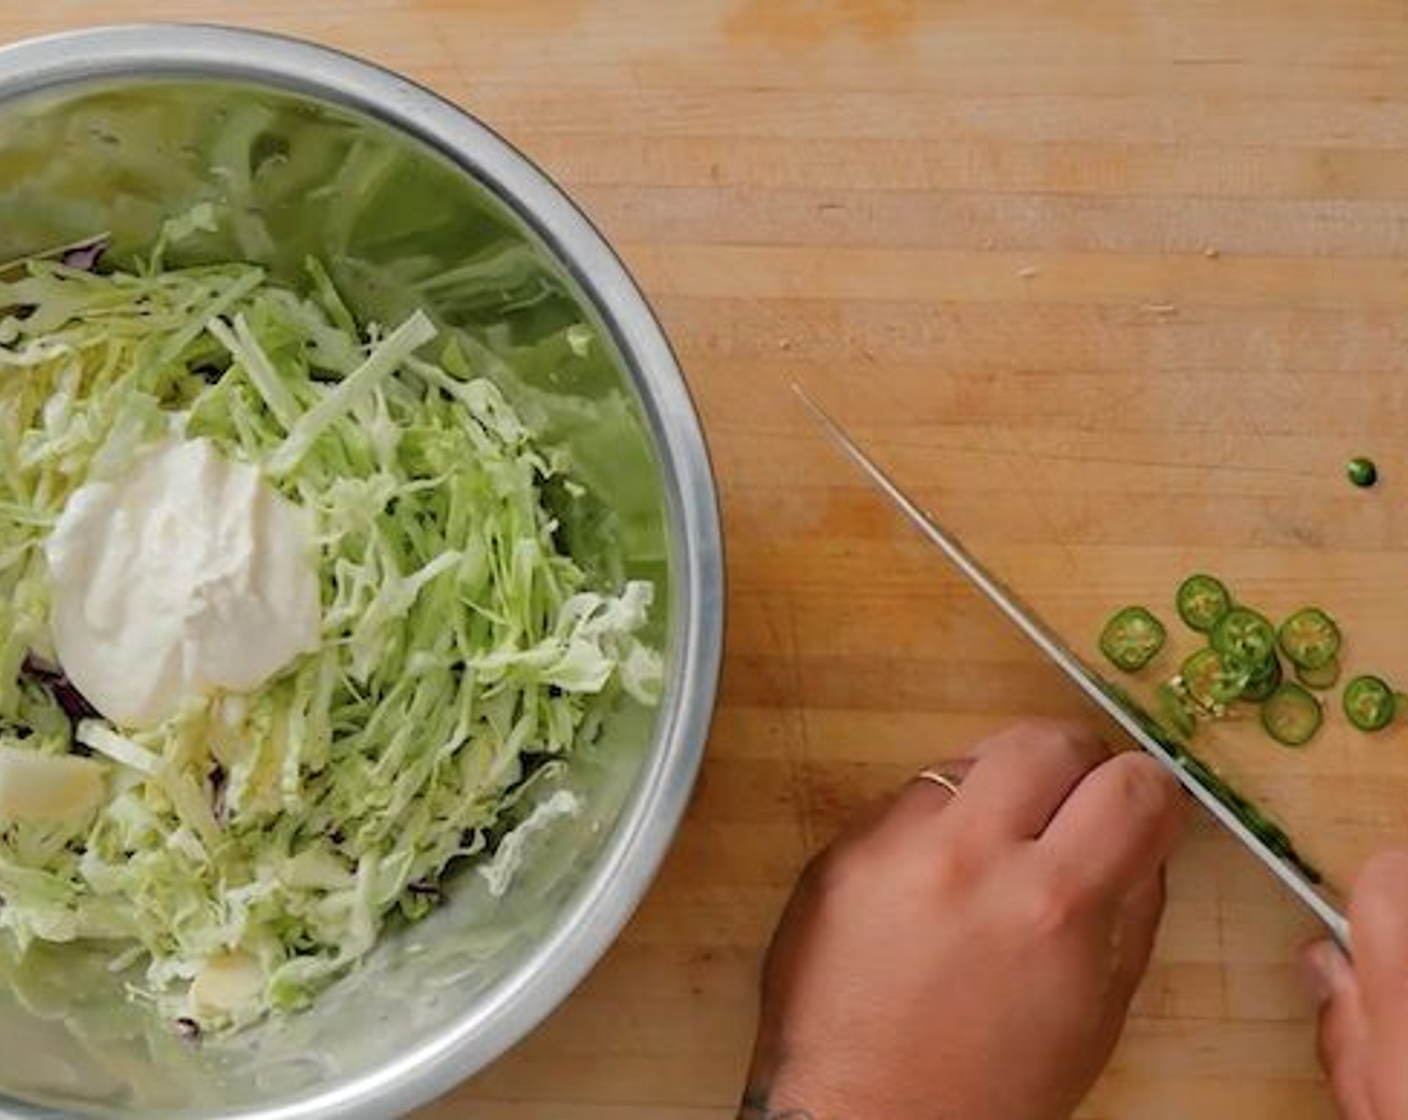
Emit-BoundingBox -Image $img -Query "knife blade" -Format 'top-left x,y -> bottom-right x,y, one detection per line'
795,384 -> 1350,949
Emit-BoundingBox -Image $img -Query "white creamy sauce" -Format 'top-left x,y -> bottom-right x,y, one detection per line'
44,437 -> 322,729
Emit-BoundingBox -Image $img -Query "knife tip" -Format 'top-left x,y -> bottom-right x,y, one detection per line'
790,381 -> 829,423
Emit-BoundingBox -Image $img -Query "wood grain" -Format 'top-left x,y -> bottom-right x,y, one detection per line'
11,2 -> 1408,1116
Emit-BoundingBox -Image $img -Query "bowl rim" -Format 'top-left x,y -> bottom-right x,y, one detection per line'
0,22 -> 724,1120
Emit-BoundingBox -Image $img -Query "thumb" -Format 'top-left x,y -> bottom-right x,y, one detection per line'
1301,940 -> 1377,1120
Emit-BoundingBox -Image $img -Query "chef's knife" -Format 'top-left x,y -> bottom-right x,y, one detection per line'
795,385 -> 1350,949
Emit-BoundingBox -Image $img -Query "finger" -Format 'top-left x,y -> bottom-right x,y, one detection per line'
951,719 -> 1109,840
1347,849 -> 1408,1037
890,758 -> 976,820
1302,940 -> 1378,1120
1041,751 -> 1185,899
824,757 -> 979,885
1301,938 -> 1356,1008
1108,868 -> 1167,1006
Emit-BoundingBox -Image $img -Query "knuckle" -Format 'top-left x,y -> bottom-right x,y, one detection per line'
1021,866 -> 1085,936
923,839 -> 975,893
1006,717 -> 1103,769
1107,752 -> 1179,820
803,819 -> 974,904
1005,716 -> 1073,747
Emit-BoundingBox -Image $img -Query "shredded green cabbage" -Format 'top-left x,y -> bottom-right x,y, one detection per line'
0,239 -> 662,1031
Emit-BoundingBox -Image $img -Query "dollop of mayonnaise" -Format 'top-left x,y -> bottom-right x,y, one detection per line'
45,437 -> 322,730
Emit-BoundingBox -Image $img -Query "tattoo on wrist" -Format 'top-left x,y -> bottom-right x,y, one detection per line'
739,1089 -> 815,1120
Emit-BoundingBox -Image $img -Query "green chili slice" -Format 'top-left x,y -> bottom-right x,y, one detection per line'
1261,683 -> 1323,747
1344,675 -> 1396,732
1180,648 -> 1249,709
1212,606 -> 1277,668
1099,606 -> 1166,672
1175,574 -> 1232,633
1278,608 -> 1342,671
1156,681 -> 1198,740
1296,658 -> 1341,691
1240,655 -> 1284,703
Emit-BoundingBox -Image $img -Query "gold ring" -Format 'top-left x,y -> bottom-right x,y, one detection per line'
915,768 -> 963,798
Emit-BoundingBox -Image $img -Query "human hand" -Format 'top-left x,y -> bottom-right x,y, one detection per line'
742,720 -> 1186,1120
1303,850 -> 1408,1120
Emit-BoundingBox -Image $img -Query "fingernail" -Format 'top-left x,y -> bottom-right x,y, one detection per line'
1300,939 -> 1352,1004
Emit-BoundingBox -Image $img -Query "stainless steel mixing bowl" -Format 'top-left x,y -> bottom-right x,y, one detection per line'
0,24 -> 722,1118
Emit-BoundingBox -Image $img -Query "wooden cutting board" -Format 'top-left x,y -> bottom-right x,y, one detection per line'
13,2 -> 1408,1116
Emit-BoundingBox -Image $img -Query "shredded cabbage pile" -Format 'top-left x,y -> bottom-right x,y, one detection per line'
0,244 -> 661,1032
